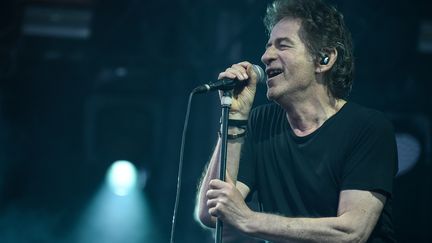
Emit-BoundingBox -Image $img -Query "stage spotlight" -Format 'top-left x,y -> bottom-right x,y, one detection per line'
391,114 -> 432,242
389,114 -> 431,176
395,133 -> 422,175
73,174 -> 162,242
106,160 -> 138,196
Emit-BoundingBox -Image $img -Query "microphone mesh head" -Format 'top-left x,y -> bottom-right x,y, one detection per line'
252,64 -> 266,84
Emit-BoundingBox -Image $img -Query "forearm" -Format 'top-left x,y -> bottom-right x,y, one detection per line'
196,133 -> 245,227
241,212 -> 365,243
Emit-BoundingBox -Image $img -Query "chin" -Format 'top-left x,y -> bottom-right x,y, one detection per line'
266,89 -> 278,101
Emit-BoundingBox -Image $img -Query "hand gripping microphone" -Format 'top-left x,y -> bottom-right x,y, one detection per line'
192,64 -> 265,94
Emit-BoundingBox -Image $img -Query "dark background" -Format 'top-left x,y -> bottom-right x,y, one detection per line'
0,0 -> 431,242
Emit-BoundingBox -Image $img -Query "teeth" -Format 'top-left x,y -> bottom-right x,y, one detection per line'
267,69 -> 282,77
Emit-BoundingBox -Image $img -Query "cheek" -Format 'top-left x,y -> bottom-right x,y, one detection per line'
292,58 -> 316,75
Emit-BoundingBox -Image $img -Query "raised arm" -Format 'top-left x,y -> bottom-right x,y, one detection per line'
195,61 -> 259,228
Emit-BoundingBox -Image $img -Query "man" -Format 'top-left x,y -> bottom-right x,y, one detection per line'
196,0 -> 398,242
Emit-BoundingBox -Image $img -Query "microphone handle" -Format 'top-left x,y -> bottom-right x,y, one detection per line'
192,64 -> 264,94
192,78 -> 237,94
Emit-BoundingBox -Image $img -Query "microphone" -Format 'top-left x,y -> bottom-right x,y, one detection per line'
192,64 -> 265,94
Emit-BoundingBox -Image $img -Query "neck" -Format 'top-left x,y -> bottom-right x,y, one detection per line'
278,86 -> 346,137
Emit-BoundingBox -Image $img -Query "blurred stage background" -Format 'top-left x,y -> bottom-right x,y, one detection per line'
0,0 -> 431,242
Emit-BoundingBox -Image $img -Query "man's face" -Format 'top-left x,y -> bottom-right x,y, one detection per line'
261,18 -> 317,102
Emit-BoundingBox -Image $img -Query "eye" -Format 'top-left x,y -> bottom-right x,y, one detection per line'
277,42 -> 292,49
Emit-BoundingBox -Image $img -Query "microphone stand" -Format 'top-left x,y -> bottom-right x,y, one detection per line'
215,90 -> 233,243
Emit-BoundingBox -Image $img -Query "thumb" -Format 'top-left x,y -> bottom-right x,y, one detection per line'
225,169 -> 235,186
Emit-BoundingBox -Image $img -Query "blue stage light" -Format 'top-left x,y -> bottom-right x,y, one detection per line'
106,160 -> 138,196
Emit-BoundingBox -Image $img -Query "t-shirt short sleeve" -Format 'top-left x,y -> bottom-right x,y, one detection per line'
341,112 -> 398,197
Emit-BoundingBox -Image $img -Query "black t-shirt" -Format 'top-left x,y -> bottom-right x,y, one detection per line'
237,102 -> 398,242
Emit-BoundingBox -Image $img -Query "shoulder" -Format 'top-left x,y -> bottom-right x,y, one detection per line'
337,103 -> 396,150
340,102 -> 394,133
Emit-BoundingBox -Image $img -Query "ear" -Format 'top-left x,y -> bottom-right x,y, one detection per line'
315,48 -> 338,74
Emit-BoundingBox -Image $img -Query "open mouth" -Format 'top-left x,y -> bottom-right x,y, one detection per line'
266,68 -> 283,78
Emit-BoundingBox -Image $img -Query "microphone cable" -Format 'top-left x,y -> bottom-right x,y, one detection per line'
170,90 -> 196,243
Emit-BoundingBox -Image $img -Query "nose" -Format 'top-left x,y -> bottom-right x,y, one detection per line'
261,46 -> 276,66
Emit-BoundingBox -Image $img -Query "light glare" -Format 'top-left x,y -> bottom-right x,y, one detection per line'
107,160 -> 138,196
396,133 -> 421,176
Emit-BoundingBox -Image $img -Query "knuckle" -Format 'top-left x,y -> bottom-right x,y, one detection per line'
228,67 -> 237,73
220,198 -> 228,204
209,180 -> 216,187
215,203 -> 221,210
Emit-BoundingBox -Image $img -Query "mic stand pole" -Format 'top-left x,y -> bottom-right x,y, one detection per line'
215,90 -> 233,243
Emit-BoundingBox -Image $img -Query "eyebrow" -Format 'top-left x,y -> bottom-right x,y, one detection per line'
266,37 -> 295,48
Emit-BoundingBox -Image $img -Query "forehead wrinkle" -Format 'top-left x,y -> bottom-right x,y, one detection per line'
269,19 -> 302,43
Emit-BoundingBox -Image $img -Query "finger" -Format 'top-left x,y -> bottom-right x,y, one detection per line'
208,179 -> 226,189
208,206 -> 219,217
246,65 -> 260,85
230,64 -> 249,80
237,61 -> 253,68
206,188 -> 220,199
218,67 -> 247,81
236,61 -> 258,82
206,198 -> 218,209
217,70 -> 237,80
